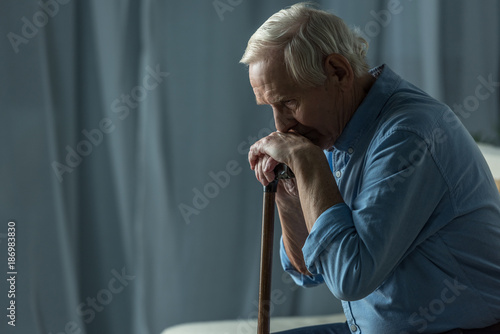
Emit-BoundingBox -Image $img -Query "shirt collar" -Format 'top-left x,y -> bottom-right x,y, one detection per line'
331,64 -> 402,152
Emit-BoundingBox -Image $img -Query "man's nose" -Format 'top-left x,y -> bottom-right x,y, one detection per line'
272,107 -> 294,133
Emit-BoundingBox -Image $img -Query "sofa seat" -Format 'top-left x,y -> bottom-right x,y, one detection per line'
161,313 -> 347,334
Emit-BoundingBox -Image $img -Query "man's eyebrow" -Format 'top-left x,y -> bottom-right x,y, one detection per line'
258,94 -> 289,106
254,89 -> 291,105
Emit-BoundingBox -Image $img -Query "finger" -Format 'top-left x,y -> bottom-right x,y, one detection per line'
263,161 -> 276,184
248,146 -> 257,170
264,157 -> 280,173
256,159 -> 270,186
249,134 -> 277,170
261,156 -> 277,185
248,142 -> 264,170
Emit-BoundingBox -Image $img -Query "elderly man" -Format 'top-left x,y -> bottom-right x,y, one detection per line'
240,3 -> 500,334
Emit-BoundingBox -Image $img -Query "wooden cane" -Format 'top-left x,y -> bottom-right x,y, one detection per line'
258,164 -> 295,334
258,179 -> 278,334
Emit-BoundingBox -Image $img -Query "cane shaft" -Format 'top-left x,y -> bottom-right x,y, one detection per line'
258,183 -> 277,334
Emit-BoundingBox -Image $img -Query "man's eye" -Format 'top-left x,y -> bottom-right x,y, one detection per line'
283,100 -> 296,108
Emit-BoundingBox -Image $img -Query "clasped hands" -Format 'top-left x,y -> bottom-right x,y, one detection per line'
248,130 -> 342,275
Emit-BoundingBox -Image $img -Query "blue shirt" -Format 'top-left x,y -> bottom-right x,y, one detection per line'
280,65 -> 500,333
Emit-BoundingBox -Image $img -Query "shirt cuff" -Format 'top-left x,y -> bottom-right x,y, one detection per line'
280,236 -> 324,287
303,203 -> 353,275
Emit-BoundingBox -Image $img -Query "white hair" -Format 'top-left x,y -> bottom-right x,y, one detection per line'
240,2 -> 369,87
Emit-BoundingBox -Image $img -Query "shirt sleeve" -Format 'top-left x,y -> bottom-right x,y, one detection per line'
303,129 -> 449,301
279,236 -> 325,287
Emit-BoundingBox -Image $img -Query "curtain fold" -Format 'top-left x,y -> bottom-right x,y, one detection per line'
1,1 -> 499,333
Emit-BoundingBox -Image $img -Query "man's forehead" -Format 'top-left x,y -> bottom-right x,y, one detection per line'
249,57 -> 287,80
251,81 -> 288,106
249,59 -> 295,105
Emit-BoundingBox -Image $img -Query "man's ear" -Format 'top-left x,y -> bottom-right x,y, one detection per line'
324,53 -> 354,90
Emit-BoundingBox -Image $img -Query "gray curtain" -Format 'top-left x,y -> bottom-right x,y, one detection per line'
1,1 -> 498,333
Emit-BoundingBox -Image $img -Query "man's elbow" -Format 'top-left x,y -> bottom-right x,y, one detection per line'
328,276 -> 378,301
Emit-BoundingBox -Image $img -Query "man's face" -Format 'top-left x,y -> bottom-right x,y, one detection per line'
249,56 -> 346,150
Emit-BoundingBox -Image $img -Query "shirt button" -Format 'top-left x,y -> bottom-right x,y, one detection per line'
335,170 -> 341,178
350,324 -> 358,332
348,147 -> 354,154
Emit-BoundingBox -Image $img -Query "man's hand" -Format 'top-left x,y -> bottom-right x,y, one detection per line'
249,131 -> 344,275
249,131 -> 342,229
249,131 -> 314,186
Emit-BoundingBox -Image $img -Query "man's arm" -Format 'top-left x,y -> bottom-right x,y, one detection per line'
249,131 -> 344,275
302,130 -> 448,300
275,180 -> 310,275
291,145 -> 343,232
250,129 -> 448,300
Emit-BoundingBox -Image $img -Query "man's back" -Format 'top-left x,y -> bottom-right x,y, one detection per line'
320,65 -> 500,333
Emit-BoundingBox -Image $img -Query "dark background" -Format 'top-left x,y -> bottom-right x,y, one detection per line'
1,0 -> 499,333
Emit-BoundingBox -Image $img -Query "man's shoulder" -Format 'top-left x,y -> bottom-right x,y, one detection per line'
374,86 -> 453,143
